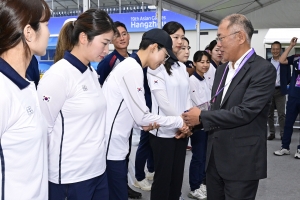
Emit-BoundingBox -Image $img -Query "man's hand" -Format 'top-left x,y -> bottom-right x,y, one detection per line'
182,107 -> 201,126
142,122 -> 160,132
290,37 -> 298,47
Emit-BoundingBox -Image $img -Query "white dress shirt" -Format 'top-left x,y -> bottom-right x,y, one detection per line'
221,48 -> 252,103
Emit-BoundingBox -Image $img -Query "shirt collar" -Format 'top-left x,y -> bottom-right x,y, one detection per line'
193,71 -> 205,81
63,51 -> 91,73
230,48 -> 252,70
114,49 -> 131,60
0,57 -> 30,90
130,53 -> 142,67
211,60 -> 218,69
271,57 -> 279,62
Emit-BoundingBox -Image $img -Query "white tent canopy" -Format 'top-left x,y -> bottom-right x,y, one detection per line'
264,28 -> 299,44
139,0 -> 300,29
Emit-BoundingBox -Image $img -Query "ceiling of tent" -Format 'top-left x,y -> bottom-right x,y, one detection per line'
45,0 -> 300,29
140,0 -> 300,29
45,0 -> 152,10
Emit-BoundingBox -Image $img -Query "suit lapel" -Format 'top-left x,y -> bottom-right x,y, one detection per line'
220,53 -> 256,108
211,63 -> 228,110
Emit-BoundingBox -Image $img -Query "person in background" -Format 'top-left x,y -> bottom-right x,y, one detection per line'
147,22 -> 192,200
0,0 -> 50,199
188,51 -> 212,200
177,37 -> 194,76
38,9 -> 116,200
176,37 -> 193,151
274,37 -> 300,159
102,28 -> 189,200
204,40 -> 223,90
267,41 -> 291,140
97,21 -> 130,86
96,21 -> 143,199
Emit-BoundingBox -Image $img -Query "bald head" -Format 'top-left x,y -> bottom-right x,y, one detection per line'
220,14 -> 254,44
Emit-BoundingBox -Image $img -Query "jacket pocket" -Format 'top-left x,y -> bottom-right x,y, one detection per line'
234,135 -> 259,147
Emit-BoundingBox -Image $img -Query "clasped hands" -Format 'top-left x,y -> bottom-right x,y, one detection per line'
176,107 -> 202,139
142,106 -> 201,139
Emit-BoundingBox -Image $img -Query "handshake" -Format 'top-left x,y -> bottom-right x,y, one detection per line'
176,106 -> 202,139
142,107 -> 202,139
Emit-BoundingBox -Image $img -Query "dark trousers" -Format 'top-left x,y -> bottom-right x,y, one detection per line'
49,171 -> 109,200
206,148 -> 259,200
189,129 -> 207,191
267,88 -> 286,136
106,160 -> 128,200
282,96 -> 300,150
149,134 -> 188,200
135,130 -> 154,181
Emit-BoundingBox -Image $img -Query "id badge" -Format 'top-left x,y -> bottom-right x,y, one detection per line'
295,75 -> 300,87
197,102 -> 211,111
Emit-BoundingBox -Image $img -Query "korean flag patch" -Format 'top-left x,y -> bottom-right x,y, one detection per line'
43,96 -> 51,102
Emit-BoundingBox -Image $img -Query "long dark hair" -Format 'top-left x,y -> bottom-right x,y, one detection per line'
162,22 -> 185,75
0,0 -> 51,59
54,9 -> 117,62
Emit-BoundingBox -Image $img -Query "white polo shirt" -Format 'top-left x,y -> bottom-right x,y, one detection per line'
0,58 -> 48,199
189,72 -> 212,107
102,54 -> 183,161
147,62 -> 192,138
204,63 -> 216,90
38,52 -> 107,184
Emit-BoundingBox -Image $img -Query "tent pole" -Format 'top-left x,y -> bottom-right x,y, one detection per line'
196,13 -> 201,51
83,0 -> 88,12
157,0 -> 162,28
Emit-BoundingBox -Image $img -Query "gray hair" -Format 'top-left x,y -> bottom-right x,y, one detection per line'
221,14 -> 254,43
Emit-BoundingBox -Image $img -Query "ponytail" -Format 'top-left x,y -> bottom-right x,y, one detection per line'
54,21 -> 74,63
54,9 -> 116,63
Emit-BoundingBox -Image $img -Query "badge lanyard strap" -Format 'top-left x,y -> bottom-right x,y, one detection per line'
209,48 -> 256,104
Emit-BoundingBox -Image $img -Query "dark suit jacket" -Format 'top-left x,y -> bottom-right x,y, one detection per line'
267,58 -> 291,95
201,53 -> 276,181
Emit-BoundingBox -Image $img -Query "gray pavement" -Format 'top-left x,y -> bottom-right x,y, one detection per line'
128,127 -> 300,200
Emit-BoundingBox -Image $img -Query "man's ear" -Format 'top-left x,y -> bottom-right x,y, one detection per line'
238,31 -> 247,44
23,25 -> 34,42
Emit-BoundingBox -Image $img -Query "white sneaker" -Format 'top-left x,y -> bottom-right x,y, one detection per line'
188,188 -> 207,200
295,149 -> 300,159
133,178 -> 151,191
274,148 -> 290,156
200,184 -> 207,196
146,171 -> 154,181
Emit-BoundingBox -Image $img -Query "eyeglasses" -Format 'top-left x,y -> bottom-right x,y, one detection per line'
216,31 -> 240,42
162,48 -> 170,62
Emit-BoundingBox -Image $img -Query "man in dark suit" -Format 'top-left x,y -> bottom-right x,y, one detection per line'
267,41 -> 291,140
182,14 -> 276,200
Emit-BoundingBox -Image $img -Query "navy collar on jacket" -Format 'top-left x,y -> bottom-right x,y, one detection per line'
211,60 -> 219,69
64,51 -> 92,73
0,57 -> 30,90
113,49 -> 131,60
130,53 -> 142,67
193,71 -> 205,81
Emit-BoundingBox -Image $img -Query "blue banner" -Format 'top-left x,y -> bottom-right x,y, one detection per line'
48,11 -> 217,35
